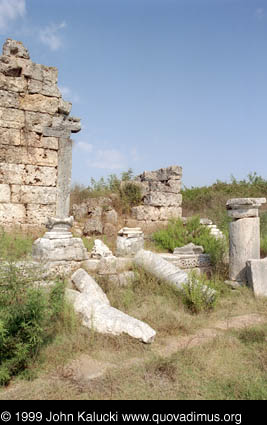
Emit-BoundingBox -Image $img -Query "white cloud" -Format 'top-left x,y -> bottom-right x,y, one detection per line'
58,85 -> 80,103
0,0 -> 26,32
255,8 -> 264,20
75,141 -> 93,153
39,21 -> 66,51
88,148 -> 128,170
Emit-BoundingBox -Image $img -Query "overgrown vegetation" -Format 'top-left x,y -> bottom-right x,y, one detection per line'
0,228 -> 34,261
70,168 -> 142,214
0,263 -> 67,385
182,172 -> 267,234
181,272 -> 219,314
152,216 -> 228,276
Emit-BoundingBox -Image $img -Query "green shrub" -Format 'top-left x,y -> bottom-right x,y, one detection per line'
152,216 -> 227,274
181,272 -> 218,314
0,262 -> 66,386
119,181 -> 142,213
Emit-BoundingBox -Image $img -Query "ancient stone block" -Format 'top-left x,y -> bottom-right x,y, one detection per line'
246,258 -> 267,297
0,107 -> 24,129
19,94 -> 59,114
83,217 -> 103,235
158,206 -> 182,220
25,111 -> 53,133
0,74 -> 27,93
0,128 -> 20,145
0,184 -> 10,202
131,205 -> 160,221
0,89 -> 19,108
11,185 -> 57,204
42,66 -> 58,84
20,130 -> 41,147
0,163 -> 25,184
2,39 -> 30,59
58,98 -> 72,115
149,179 -> 181,194
41,136 -> 58,150
26,204 -> 56,224
0,203 -> 26,223
144,192 -> 182,207
2,145 -> 57,166
24,165 -> 57,186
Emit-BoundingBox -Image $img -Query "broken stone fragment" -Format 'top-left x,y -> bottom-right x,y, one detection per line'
90,239 -> 113,259
246,258 -> 267,297
68,268 -> 156,343
2,39 -> 30,59
173,243 -> 204,255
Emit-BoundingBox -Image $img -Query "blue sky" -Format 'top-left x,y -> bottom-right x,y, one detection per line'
0,0 -> 267,188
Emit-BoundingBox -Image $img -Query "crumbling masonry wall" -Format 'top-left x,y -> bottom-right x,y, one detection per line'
0,39 -> 80,230
126,165 -> 182,231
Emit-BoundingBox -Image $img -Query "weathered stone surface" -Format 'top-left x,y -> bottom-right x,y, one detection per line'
229,217 -> 260,282
11,185 -> 57,204
0,163 -> 25,184
144,192 -> 182,207
135,250 -> 215,301
19,94 -> 59,114
0,73 -> 27,93
58,98 -> 72,115
32,237 -> 89,262
25,111 -> 53,133
226,198 -> 266,209
0,107 -> 24,129
116,228 -> 144,257
2,39 -> 30,59
134,249 -> 188,288
160,252 -> 211,270
0,203 -> 26,223
24,165 -> 57,186
98,256 -> 117,275
91,240 -> 113,259
227,208 -> 259,219
68,269 -> 156,343
0,39 -> 80,229
136,165 -> 182,182
83,217 -> 103,235
149,179 -> 181,194
0,89 -> 19,108
132,205 -> 160,221
82,259 -> 100,274
72,268 -> 110,305
246,258 -> 267,297
173,243 -> 204,255
0,184 -> 10,202
26,204 -> 56,224
159,206 -> 182,220
2,145 -> 57,166
41,136 -> 58,150
0,128 -> 20,145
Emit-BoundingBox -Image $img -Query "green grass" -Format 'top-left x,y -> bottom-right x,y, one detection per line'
0,228 -> 34,261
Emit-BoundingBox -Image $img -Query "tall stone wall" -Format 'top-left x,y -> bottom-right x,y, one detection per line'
0,39 -> 80,231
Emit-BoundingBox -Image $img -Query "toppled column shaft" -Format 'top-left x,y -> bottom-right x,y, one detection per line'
226,198 -> 266,283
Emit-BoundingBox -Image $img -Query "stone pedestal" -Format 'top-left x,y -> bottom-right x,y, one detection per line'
226,198 -> 266,284
32,216 -> 89,274
116,227 -> 144,257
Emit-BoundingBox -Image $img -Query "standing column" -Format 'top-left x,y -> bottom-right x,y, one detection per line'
56,136 -> 73,219
226,198 -> 266,284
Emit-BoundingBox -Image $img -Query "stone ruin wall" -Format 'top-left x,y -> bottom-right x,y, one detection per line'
0,39 -> 80,231
126,165 -> 183,231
